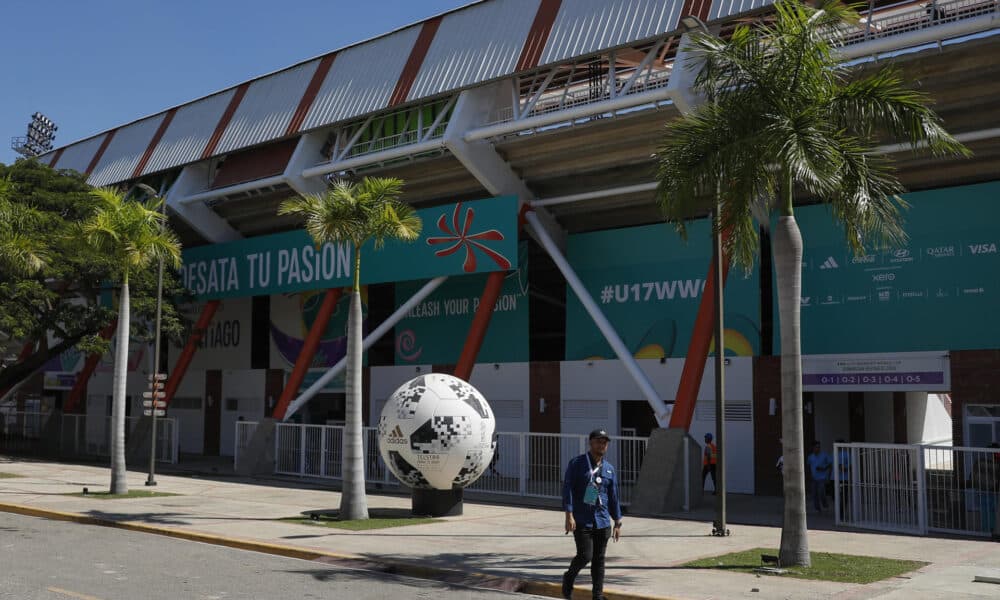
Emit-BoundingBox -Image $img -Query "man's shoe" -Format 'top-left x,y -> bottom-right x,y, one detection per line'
561,572 -> 572,599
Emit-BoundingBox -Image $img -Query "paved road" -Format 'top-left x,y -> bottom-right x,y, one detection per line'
0,512 -> 538,600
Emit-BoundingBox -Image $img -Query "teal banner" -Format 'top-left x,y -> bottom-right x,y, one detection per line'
181,196 -> 519,300
565,222 -> 760,360
394,243 -> 529,364
794,180 -> 1000,353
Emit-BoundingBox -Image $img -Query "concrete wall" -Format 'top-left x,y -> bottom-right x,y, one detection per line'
168,370 -> 206,454
219,369 -> 266,456
468,362 -> 529,434
907,391 -> 953,445
865,392 -> 895,443
169,298 -> 252,371
813,392 -> 851,449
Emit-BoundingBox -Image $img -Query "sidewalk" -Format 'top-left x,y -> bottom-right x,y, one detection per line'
2,456 -> 999,600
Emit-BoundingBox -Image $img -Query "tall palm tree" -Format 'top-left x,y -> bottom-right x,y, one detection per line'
81,188 -> 181,495
279,177 -> 421,520
655,0 -> 967,566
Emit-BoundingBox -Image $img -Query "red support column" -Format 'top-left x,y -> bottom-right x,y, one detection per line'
453,204 -> 529,382
63,320 -> 117,414
668,233 -> 732,431
272,288 -> 342,421
454,271 -> 507,381
162,300 -> 220,409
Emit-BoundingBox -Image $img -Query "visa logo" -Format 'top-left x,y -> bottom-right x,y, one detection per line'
969,243 -> 997,255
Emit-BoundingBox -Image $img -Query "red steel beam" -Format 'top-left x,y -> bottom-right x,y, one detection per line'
272,288 -> 343,421
162,300 -> 221,409
668,232 -> 732,431
453,204 -> 529,382
63,320 -> 117,414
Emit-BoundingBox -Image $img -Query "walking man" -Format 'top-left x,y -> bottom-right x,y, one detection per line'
562,428 -> 622,600
702,432 -> 718,493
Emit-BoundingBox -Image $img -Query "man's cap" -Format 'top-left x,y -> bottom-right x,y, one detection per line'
589,429 -> 610,441
704,432 -> 713,441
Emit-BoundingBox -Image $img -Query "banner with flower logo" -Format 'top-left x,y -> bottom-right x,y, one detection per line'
180,196 -> 519,300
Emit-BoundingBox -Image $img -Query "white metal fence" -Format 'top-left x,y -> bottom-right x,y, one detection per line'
60,414 -> 179,464
835,443 -> 1000,537
234,420 -> 259,470
269,422 -> 648,506
0,410 -> 49,440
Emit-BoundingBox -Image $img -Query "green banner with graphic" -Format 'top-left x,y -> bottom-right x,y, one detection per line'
565,221 -> 761,360
794,180 -> 1000,353
181,196 -> 519,300
394,243 -> 529,364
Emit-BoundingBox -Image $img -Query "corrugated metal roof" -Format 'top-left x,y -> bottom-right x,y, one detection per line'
50,135 -> 107,176
301,26 -> 423,130
538,0 -> 681,66
709,0 -> 772,21
88,114 -> 165,187
407,0 -> 540,101
142,90 -> 236,176
214,60 -> 320,155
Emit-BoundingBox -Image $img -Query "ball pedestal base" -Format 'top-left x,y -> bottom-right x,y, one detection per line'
412,488 -> 464,517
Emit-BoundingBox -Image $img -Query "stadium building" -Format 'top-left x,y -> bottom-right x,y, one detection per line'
9,0 -> 1000,505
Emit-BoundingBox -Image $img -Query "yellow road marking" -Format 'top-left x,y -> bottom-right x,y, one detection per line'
46,587 -> 105,600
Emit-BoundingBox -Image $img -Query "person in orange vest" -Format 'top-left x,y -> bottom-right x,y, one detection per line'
703,433 -> 718,494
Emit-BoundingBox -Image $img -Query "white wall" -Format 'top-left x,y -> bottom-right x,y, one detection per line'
468,362 -> 529,434
909,392 -> 953,445
865,392 -> 895,443
561,358 -> 756,494
813,392 -> 850,448
168,370 -> 205,454
219,369 -> 266,456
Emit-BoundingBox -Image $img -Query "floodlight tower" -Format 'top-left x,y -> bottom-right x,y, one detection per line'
11,112 -> 58,158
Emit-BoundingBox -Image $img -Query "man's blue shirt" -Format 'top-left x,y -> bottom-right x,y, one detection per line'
808,451 -> 832,481
563,452 -> 622,529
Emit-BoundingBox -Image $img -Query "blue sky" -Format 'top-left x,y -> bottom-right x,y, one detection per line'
0,0 -> 473,165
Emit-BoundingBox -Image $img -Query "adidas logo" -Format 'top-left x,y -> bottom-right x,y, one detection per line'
386,425 -> 406,443
819,256 -> 839,270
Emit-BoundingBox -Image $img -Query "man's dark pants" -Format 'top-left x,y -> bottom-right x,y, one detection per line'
564,526 -> 611,599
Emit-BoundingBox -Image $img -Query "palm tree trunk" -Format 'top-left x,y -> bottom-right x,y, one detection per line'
774,214 -> 810,567
340,247 -> 368,520
110,278 -> 130,495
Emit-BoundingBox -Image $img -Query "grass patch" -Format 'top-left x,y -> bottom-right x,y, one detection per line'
683,547 -> 927,584
68,490 -> 180,500
282,508 -> 442,531
0,472 -> 23,478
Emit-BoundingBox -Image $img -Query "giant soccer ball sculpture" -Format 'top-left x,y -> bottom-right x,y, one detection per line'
378,374 -> 496,492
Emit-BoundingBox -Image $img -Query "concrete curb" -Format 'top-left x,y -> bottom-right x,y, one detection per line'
0,502 -> 677,600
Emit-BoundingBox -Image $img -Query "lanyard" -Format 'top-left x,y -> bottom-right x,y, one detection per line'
586,453 -> 602,484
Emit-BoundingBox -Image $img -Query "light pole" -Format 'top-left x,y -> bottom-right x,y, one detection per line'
679,14 -> 729,537
144,183 -> 168,487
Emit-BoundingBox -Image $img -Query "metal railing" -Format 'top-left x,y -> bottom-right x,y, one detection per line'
344,123 -> 449,160
234,420 -> 259,470
835,0 -> 999,47
271,422 -> 648,506
0,410 -> 49,439
59,414 -> 179,464
836,442 -> 999,537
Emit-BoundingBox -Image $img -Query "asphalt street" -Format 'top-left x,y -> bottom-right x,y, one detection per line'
0,512 -> 539,600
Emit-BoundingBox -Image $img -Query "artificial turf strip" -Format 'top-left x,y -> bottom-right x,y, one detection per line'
0,473 -> 22,478
281,510 -> 444,531
683,547 -> 928,584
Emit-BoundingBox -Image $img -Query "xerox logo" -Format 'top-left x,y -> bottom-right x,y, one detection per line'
819,256 -> 839,270
925,246 -> 955,258
969,243 -> 998,255
386,425 -> 407,444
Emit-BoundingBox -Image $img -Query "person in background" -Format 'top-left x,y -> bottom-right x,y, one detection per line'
562,428 -> 622,600
806,440 -> 832,513
703,433 -> 718,494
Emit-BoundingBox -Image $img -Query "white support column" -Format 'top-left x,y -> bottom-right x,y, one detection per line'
444,83 -> 566,252
285,132 -> 329,195
525,211 -> 671,426
665,33 -> 707,115
165,164 -> 242,243
283,276 -> 449,421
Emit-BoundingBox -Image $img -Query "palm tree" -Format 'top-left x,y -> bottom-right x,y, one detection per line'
655,0 -> 967,566
81,188 -> 181,495
279,177 -> 421,520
